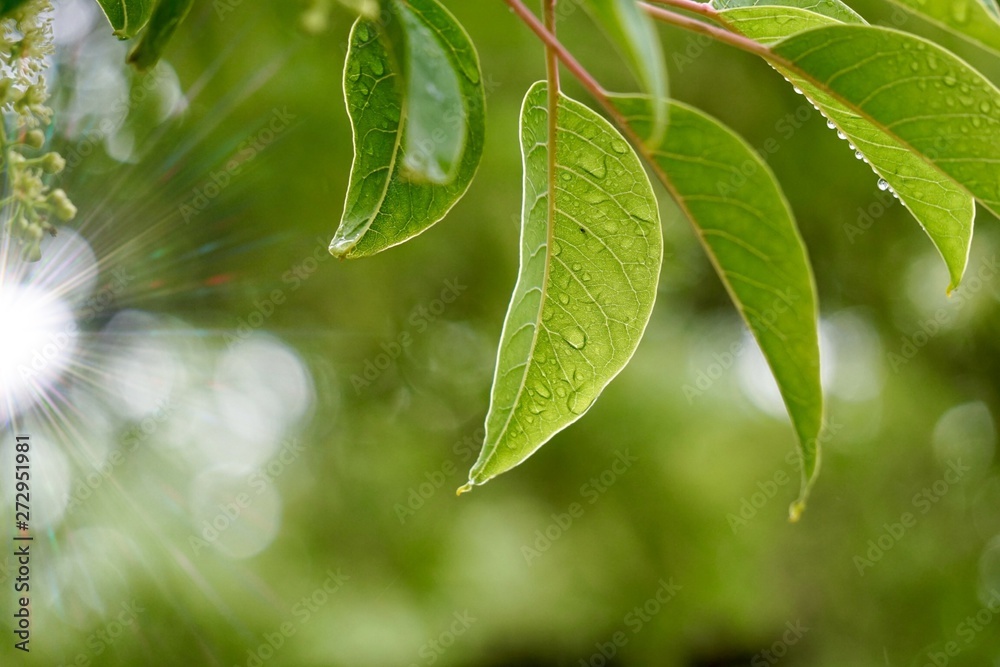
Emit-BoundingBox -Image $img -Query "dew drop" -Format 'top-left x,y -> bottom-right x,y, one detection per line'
572,263 -> 582,271
329,237 -> 356,258
793,86 -> 803,95
581,153 -> 607,180
370,59 -> 384,77
347,61 -> 362,82
560,172 -> 572,182
611,140 -> 628,154
826,119 -> 836,130
877,178 -> 890,191
952,0 -> 969,23
534,383 -> 552,399
356,24 -> 370,41
855,150 -> 865,160
459,58 -> 480,84
551,241 -> 562,256
561,327 -> 587,350
943,73 -> 958,87
568,392 -> 588,415
558,293 -> 570,306
836,130 -> 847,141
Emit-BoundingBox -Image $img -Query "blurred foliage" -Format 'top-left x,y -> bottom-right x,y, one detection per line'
2,1 -> 1000,666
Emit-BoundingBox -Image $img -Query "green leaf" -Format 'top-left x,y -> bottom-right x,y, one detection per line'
769,25 -> 1000,287
461,82 -> 662,490
127,0 -> 194,71
94,0 -> 155,39
395,0 -> 466,184
722,16 -> 980,291
885,0 -> 1000,55
330,0 -> 486,259
711,0 -> 864,24
614,95 -> 822,517
715,5 -> 860,43
581,0 -> 669,144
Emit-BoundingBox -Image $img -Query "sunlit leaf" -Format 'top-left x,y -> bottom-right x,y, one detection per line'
771,26 -> 1000,257
711,0 -> 864,23
127,0 -> 194,70
886,0 -> 1000,55
462,82 -> 662,490
581,0 -> 669,143
615,95 -> 822,517
330,0 -> 485,259
94,0 -> 154,39
715,5 -> 859,41
722,14 -> 982,291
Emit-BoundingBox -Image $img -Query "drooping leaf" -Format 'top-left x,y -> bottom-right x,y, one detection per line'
614,95 -> 822,517
711,0 -> 864,23
127,0 -> 194,71
330,0 -> 486,259
581,0 -> 669,144
394,0 -> 466,184
771,26 -> 1000,224
721,16 -> 982,291
462,82 -> 662,490
885,0 -> 1000,55
94,0 -> 155,39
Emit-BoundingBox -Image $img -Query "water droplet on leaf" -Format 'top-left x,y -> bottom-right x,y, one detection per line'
562,327 -> 587,350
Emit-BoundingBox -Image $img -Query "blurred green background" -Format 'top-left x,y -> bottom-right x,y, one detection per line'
3,0 -> 1000,665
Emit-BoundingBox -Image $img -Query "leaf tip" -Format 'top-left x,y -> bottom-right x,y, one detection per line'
946,279 -> 960,297
456,482 -> 474,497
329,236 -> 356,259
788,499 -> 806,523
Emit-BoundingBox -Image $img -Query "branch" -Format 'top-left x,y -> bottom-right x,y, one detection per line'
644,0 -> 720,21
639,2 -> 771,58
544,0 -> 559,92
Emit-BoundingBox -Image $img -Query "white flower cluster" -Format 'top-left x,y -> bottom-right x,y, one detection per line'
1,0 -> 76,262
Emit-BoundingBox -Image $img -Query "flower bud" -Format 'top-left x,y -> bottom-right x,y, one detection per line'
22,240 -> 42,263
24,129 -> 45,149
40,151 -> 66,174
49,189 -> 77,221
